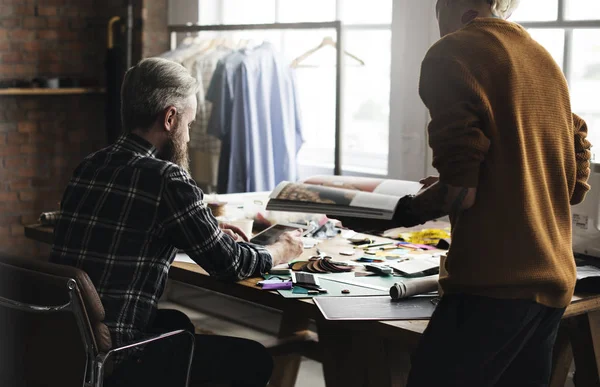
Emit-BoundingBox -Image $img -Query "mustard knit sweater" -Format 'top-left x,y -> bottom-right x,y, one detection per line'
419,18 -> 592,308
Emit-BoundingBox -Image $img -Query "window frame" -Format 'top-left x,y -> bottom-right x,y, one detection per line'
517,0 -> 600,160
517,0 -> 600,81
198,0 -> 393,177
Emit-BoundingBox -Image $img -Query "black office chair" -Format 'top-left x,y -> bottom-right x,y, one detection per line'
0,257 -> 195,387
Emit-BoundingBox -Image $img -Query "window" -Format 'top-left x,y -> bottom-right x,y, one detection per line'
512,0 -> 600,158
196,0 -> 392,176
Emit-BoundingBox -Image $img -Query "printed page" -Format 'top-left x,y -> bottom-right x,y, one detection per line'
350,191 -> 399,212
302,175 -> 386,193
270,182 -> 359,206
269,181 -> 290,199
373,180 -> 423,197
302,175 -> 423,197
270,182 -> 398,212
577,265 -> 600,280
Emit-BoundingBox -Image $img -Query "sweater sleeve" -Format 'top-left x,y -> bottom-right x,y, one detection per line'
571,113 -> 592,205
419,57 -> 491,187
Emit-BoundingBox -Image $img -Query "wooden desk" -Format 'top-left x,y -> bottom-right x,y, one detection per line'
24,223 -> 600,387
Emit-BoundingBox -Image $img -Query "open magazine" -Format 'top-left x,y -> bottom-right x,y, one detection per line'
266,175 -> 423,220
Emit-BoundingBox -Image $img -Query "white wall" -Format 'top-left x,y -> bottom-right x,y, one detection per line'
387,0 -> 439,181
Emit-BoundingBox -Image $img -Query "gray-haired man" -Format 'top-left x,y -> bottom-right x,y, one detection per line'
51,58 -> 303,386
404,0 -> 592,386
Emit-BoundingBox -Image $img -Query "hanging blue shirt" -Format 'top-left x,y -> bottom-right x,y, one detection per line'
206,51 -> 247,193
228,43 -> 304,193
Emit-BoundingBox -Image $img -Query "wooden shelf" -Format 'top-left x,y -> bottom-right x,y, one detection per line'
0,87 -> 106,96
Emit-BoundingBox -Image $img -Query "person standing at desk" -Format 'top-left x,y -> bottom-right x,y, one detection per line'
388,0 -> 593,386
50,57 -> 303,387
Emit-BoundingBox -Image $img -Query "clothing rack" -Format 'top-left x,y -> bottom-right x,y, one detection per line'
168,21 -> 344,176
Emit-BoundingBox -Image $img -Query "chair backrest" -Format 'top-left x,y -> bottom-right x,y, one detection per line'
0,257 -> 112,387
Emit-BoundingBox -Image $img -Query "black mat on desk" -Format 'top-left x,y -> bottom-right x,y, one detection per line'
314,296 -> 436,321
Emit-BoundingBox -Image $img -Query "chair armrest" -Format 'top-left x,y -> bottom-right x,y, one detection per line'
96,329 -> 195,387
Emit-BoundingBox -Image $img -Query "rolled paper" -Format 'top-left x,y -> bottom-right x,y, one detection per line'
389,275 -> 439,300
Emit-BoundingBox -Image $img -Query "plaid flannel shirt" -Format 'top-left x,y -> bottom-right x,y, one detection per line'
50,134 -> 272,363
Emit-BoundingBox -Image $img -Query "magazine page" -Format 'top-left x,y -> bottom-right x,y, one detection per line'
302,175 -> 423,197
269,182 -> 398,212
302,175 -> 386,192
374,180 -> 423,197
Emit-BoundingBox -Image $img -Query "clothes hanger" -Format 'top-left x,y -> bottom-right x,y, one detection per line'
181,32 -> 194,46
160,36 -> 212,62
202,38 -> 219,50
213,37 -> 234,50
290,36 -> 365,68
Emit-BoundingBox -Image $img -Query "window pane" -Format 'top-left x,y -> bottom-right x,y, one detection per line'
510,0 -> 558,22
527,29 -> 565,71
283,29 -> 392,174
566,0 -> 600,20
295,67 -> 337,169
278,0 -> 336,23
342,30 -> 391,174
222,0 -> 276,24
338,0 -> 392,25
570,29 -> 600,157
283,31 -> 339,170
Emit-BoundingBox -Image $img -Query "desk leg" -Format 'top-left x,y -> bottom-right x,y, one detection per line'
269,310 -> 310,387
317,320 -> 360,387
317,320 -> 413,387
569,311 -> 600,387
550,321 -> 573,387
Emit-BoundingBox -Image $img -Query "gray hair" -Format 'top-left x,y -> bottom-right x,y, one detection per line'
121,57 -> 200,133
488,0 -> 520,19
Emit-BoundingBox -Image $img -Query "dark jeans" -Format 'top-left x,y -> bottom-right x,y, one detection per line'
105,309 -> 273,387
407,294 -> 565,387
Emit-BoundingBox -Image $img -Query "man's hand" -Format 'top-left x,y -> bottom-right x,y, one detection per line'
266,230 -> 304,266
219,223 -> 250,242
393,195 -> 428,228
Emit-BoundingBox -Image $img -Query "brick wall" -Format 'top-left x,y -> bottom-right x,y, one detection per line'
0,95 -> 106,257
0,1 -> 127,84
142,0 -> 169,58
0,0 -> 168,258
0,0 -> 131,258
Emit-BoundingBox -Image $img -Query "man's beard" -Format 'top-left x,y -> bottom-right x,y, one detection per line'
157,129 -> 190,172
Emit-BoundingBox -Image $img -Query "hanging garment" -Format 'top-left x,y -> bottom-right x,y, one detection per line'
160,39 -> 209,64
189,47 -> 232,150
206,51 -> 248,193
187,47 -> 232,191
160,44 -> 232,191
228,43 -> 304,193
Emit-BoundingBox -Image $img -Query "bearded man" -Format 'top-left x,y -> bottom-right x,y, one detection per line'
50,58 -> 303,387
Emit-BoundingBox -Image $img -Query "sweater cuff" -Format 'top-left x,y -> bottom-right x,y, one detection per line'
571,183 -> 590,205
438,162 -> 481,188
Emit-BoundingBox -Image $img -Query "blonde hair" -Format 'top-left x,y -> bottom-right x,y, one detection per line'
489,0 -> 520,19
